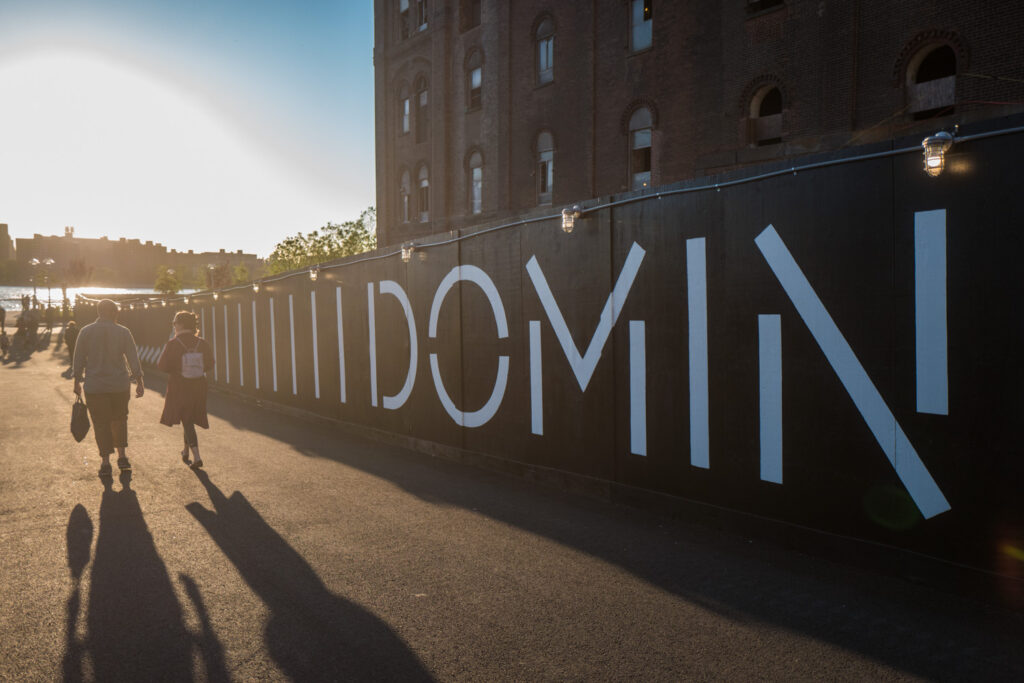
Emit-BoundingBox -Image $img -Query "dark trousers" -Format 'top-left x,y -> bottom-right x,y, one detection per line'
84,391 -> 130,457
183,421 -> 198,448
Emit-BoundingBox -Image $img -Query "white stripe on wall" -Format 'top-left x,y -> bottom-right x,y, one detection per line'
914,209 -> 948,415
529,320 -> 542,435
629,320 -> 646,456
687,237 -> 709,468
368,282 -> 377,407
211,306 -> 218,382
237,303 -> 244,387
289,293 -> 297,395
759,314 -> 783,484
223,304 -> 230,384
311,290 -> 320,399
252,300 -> 260,390
336,286 -> 346,403
270,297 -> 278,392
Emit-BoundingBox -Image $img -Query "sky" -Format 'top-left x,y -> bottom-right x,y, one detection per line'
0,0 -> 375,258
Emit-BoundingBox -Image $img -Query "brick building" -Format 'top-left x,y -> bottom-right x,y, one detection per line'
0,224 -> 13,263
373,0 -> 1024,246
12,229 -> 260,287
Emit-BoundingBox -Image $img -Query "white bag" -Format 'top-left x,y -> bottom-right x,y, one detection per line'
177,338 -> 205,379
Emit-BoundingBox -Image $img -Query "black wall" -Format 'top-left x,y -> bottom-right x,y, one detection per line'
84,129 -> 1024,587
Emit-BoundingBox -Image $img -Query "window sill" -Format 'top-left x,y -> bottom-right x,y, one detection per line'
745,4 -> 786,21
626,45 -> 653,59
534,79 -> 555,92
465,106 -> 482,115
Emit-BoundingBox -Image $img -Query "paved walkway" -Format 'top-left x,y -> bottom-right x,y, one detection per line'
1,331 -> 1023,681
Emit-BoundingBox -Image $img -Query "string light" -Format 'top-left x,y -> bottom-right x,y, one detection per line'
922,131 -> 954,177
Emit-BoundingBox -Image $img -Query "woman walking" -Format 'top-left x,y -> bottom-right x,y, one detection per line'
157,311 -> 215,468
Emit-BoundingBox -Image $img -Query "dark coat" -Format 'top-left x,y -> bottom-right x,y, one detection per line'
157,332 -> 215,429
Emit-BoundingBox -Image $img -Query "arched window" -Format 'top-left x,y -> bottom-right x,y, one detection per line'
415,76 -> 429,143
750,86 -> 782,146
536,131 -> 554,205
399,84 -> 410,135
628,107 -> 652,190
630,0 -> 652,52
468,151 -> 483,214
399,169 -> 411,223
466,50 -> 483,110
536,17 -> 554,84
908,45 -> 956,119
418,165 -> 430,222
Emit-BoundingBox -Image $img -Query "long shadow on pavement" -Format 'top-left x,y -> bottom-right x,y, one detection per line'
62,504 -> 93,682
86,472 -> 195,682
186,469 -> 433,682
145,373 -> 1024,680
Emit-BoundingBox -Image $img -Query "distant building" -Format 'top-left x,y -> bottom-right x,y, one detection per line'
0,224 -> 13,262
373,0 -> 1024,246
12,230 -> 260,287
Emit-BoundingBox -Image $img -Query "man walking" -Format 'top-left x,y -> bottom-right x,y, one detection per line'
73,299 -> 145,475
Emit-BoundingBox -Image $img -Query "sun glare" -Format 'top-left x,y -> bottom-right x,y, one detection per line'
0,50 -> 343,256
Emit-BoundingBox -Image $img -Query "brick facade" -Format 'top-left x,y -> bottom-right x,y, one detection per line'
374,0 -> 1024,246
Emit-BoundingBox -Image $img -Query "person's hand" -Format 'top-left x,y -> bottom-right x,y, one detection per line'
73,380 -> 82,397
135,377 -> 145,399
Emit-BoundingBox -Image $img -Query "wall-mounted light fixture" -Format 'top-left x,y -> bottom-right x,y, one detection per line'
184,296 -> 190,305
252,281 -> 261,294
561,205 -> 582,233
309,265 -> 320,282
401,243 -> 415,263
213,291 -> 220,301
922,131 -> 954,177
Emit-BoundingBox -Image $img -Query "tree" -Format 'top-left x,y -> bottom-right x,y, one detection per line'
266,207 -> 377,275
233,263 -> 250,284
154,265 -> 181,294
205,263 -> 234,290
66,258 -> 93,286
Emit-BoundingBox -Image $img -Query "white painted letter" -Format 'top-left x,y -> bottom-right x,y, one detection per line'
429,265 -> 509,427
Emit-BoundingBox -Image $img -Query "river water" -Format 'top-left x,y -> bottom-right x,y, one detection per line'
0,285 -> 195,313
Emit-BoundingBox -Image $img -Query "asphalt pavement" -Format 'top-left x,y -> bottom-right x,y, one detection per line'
1,329 -> 1023,681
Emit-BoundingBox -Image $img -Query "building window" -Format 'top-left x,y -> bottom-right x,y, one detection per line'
908,45 -> 956,120
536,17 -> 554,85
536,131 -> 554,205
468,151 -> 483,214
399,0 -> 410,40
467,51 -> 483,111
399,85 -> 410,135
415,0 -> 428,31
415,77 -> 429,143
628,107 -> 652,190
750,86 -> 782,146
461,0 -> 481,31
418,165 -> 430,222
400,170 -> 411,223
630,0 -> 652,52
